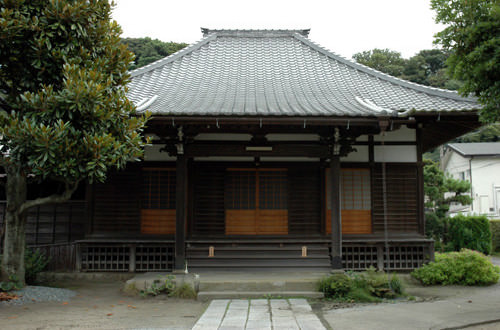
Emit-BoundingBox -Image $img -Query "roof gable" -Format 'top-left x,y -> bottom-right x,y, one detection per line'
128,28 -> 479,117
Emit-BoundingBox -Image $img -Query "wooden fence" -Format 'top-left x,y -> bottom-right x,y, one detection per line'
0,201 -> 86,271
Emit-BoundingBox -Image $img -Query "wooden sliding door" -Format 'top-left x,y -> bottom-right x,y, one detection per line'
326,168 -> 372,234
225,169 -> 288,235
141,168 -> 176,234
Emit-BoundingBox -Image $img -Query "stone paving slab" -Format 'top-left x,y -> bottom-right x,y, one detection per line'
192,298 -> 326,330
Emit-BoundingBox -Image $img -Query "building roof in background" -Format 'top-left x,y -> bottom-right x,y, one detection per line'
447,142 -> 500,157
128,28 -> 479,117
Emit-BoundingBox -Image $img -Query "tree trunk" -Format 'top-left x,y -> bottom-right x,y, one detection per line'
1,166 -> 28,284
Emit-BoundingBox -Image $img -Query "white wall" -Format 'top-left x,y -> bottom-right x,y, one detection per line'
144,145 -> 176,161
444,152 -> 500,217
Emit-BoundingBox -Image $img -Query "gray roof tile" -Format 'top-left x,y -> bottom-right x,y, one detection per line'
448,142 -> 500,157
128,29 -> 479,117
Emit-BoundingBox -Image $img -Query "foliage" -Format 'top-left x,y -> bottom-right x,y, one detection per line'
24,248 -> 50,284
431,0 -> 500,123
412,249 -> 500,285
491,220 -> 500,252
171,283 -> 197,299
140,275 -> 176,297
122,37 -> 188,70
424,160 -> 471,212
455,124 -> 500,143
353,48 -> 406,77
318,268 -> 405,302
0,0 -> 150,184
0,275 -> 23,292
424,160 -> 472,246
353,48 -> 459,90
318,273 -> 352,298
447,215 -> 492,254
0,0 -> 149,283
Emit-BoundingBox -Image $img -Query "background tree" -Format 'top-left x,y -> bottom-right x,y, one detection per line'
424,161 -> 471,248
352,48 -> 406,77
431,0 -> 500,122
0,0 -> 149,283
121,37 -> 188,70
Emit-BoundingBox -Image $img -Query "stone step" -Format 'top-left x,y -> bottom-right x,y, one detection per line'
198,279 -> 319,292
197,291 -> 324,301
188,259 -> 331,268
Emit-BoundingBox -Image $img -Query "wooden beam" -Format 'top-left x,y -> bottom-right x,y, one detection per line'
175,153 -> 188,271
330,154 -> 342,269
185,143 -> 329,158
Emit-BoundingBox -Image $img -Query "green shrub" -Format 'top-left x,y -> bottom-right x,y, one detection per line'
318,273 -> 352,299
171,283 -> 197,299
140,275 -> 176,296
0,275 -> 23,292
447,215 -> 492,254
318,268 -> 405,302
412,249 -> 500,286
0,248 -> 50,285
491,220 -> 500,252
25,248 -> 50,284
389,273 -> 404,295
425,212 -> 446,241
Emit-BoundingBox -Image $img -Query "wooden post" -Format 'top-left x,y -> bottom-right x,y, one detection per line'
377,244 -> 384,271
330,153 -> 342,269
416,126 -> 425,235
129,245 -> 136,272
175,153 -> 188,271
75,243 -> 81,272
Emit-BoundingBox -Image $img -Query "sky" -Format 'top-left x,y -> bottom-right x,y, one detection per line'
112,0 -> 445,59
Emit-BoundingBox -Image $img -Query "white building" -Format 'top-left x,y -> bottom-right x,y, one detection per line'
441,142 -> 500,217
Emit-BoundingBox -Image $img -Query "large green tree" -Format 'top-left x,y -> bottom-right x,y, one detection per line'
0,0 -> 149,283
431,0 -> 500,122
121,37 -> 188,70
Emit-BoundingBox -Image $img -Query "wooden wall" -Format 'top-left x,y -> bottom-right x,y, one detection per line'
192,166 -> 226,235
0,201 -> 86,247
91,166 -> 141,234
288,167 -> 322,234
372,164 -> 419,233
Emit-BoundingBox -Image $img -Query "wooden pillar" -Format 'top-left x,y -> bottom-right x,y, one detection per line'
416,126 -> 425,235
330,154 -> 342,269
175,153 -> 188,271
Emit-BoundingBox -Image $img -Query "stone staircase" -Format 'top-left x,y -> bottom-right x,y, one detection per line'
194,270 -> 327,300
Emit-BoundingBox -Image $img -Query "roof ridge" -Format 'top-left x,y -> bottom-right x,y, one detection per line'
129,33 -> 217,78
292,33 -> 478,104
201,28 -> 310,38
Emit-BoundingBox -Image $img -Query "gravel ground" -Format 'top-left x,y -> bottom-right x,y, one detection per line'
1,285 -> 76,306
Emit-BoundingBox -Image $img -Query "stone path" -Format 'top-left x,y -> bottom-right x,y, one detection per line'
192,298 -> 325,330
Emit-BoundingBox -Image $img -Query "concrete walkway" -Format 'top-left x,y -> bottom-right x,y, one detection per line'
321,256 -> 500,330
192,298 -> 326,330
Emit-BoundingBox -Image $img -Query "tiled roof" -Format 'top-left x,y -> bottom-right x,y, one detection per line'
448,142 -> 500,157
128,29 -> 479,117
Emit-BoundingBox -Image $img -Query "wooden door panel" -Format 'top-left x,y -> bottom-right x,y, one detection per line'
225,210 -> 257,235
257,210 -> 288,235
141,209 -> 176,234
326,209 -> 372,234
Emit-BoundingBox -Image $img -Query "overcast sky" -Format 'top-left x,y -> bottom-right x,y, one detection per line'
112,0 -> 445,59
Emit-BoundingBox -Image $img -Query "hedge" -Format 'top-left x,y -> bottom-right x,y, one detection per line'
491,220 -> 500,253
447,215 -> 491,255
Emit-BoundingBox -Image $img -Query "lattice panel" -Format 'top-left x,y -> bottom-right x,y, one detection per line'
342,245 -> 378,270
135,246 -> 175,271
80,246 -> 129,272
385,245 -> 425,270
